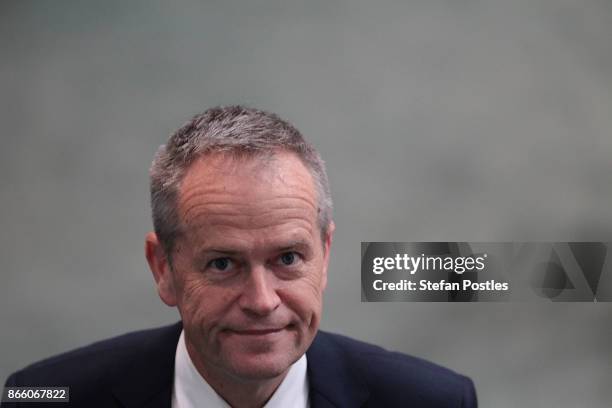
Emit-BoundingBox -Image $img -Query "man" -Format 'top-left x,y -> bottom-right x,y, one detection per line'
3,106 -> 477,407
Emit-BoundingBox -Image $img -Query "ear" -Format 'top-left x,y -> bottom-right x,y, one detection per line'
145,232 -> 178,307
320,221 -> 335,291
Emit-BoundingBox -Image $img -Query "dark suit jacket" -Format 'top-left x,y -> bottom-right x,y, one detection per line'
2,322 -> 477,407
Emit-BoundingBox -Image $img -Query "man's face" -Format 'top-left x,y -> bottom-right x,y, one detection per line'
152,151 -> 332,381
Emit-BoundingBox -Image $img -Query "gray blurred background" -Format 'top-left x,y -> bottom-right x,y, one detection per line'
1,0 -> 611,406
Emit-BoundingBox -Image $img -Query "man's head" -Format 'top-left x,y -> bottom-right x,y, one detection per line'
149,106 -> 333,259
145,106 -> 334,382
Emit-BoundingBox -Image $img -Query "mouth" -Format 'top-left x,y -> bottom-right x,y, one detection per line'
231,327 -> 285,335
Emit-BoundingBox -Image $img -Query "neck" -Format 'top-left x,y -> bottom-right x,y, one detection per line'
185,340 -> 288,408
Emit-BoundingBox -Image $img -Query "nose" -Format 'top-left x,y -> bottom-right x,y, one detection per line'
238,265 -> 281,317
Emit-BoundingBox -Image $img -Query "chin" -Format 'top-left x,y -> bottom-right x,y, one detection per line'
225,352 -> 297,381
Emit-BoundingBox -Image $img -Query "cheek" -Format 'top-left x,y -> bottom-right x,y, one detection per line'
280,270 -> 325,321
178,277 -> 232,329
301,261 -> 326,296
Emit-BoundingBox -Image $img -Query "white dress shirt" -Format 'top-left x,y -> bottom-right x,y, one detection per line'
172,330 -> 310,408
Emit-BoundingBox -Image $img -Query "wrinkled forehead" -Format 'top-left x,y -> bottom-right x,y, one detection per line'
176,150 -> 319,226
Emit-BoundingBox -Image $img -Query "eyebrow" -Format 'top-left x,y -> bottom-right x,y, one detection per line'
199,248 -> 241,255
276,240 -> 311,252
195,239 -> 312,257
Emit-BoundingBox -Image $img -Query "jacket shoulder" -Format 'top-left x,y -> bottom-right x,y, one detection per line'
313,331 -> 477,407
3,323 -> 182,406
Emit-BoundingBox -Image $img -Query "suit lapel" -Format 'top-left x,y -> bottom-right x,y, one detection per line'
306,331 -> 370,408
112,322 -> 183,408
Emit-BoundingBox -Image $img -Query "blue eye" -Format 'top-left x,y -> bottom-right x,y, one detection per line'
210,258 -> 231,271
280,252 -> 296,266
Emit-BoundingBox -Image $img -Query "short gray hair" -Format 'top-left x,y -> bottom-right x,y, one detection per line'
150,105 -> 333,257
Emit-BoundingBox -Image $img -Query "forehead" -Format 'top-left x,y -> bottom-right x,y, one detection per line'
177,150 -> 319,239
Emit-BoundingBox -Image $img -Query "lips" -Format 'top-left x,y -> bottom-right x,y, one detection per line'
231,328 -> 284,335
